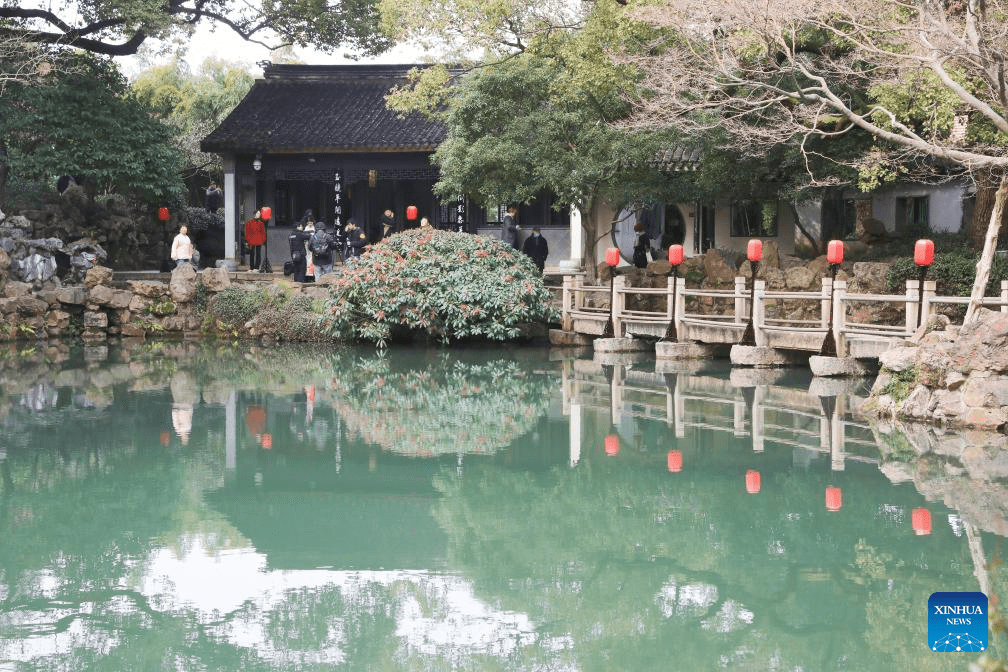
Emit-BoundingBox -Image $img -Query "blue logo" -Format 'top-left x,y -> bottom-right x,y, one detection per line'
929,592 -> 987,652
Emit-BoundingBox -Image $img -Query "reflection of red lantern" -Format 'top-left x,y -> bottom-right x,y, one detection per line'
406,205 -> 418,221
605,247 -> 620,267
160,431 -> 170,447
912,507 -> 932,535
914,239 -> 934,266
827,239 -> 844,265
260,206 -> 272,221
158,207 -> 170,222
825,486 -> 842,511
261,433 -> 273,449
747,239 -> 763,263
667,450 -> 683,473
745,470 -> 761,494
604,433 -> 619,456
668,244 -> 684,266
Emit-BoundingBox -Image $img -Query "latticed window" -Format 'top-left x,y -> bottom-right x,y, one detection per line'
731,200 -> 779,237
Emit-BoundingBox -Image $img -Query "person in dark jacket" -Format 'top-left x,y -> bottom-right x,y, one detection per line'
522,226 -> 549,272
632,222 -> 651,269
345,219 -> 367,259
287,224 -> 312,282
380,209 -> 397,238
204,183 -> 222,213
501,205 -> 519,248
310,221 -> 336,278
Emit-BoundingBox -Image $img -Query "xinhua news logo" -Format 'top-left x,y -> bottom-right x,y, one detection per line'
928,592 -> 988,652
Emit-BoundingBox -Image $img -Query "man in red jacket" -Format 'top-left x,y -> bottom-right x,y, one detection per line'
245,210 -> 268,271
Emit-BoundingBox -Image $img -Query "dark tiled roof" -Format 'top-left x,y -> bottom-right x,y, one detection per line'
201,64 -> 446,154
656,147 -> 701,171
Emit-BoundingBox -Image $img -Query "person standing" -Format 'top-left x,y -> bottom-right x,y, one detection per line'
310,221 -> 336,278
381,209 -> 397,238
419,216 -> 432,229
170,225 -> 195,269
288,223 -> 312,282
522,226 -> 549,273
204,183 -> 222,213
632,222 -> 651,269
345,219 -> 367,259
501,205 -> 520,249
245,210 -> 267,271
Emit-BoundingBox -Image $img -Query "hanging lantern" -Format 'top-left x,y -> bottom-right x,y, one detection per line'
159,431 -> 170,447
605,247 -> 621,267
666,450 -> 683,473
914,239 -> 934,266
157,207 -> 170,222
260,206 -> 272,221
745,470 -> 761,494
912,507 -> 933,536
668,244 -> 684,266
827,239 -> 844,265
604,433 -> 620,456
747,239 -> 763,263
406,205 -> 418,221
825,486 -> 843,512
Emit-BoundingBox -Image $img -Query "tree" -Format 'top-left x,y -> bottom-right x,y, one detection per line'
0,53 -> 184,207
132,58 -> 255,179
1,0 -> 391,58
619,0 -> 1008,322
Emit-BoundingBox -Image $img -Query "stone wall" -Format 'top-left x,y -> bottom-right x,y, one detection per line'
0,264 -> 337,343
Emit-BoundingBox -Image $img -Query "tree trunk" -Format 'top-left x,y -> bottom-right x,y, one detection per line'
964,173 -> 1008,324
855,200 -> 872,240
581,199 -> 599,284
970,173 -> 998,250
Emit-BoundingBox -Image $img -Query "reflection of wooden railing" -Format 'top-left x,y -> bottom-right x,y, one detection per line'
561,274 -> 1008,355
562,361 -> 877,469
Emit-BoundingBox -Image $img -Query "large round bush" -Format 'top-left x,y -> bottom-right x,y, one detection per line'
321,228 -> 558,343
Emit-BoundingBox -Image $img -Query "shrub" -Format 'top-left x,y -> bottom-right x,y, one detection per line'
886,250 -> 1008,296
320,229 -> 559,343
207,285 -> 327,341
183,207 -> 223,234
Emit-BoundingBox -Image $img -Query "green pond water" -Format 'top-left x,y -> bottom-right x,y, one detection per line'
0,341 -> 1003,671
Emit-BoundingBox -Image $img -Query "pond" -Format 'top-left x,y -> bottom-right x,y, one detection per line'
0,341 -> 1004,670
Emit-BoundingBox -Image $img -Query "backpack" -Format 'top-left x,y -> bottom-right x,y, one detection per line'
309,230 -> 329,255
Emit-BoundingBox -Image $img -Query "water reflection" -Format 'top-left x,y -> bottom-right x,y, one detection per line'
0,341 -> 1003,670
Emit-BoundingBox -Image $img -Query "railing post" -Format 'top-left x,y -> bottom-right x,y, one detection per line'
674,373 -> 685,438
573,274 -> 584,311
735,276 -> 747,324
922,279 -> 936,329
1001,280 -> 1008,313
751,385 -> 765,453
833,279 -> 847,355
613,275 -> 626,338
753,279 -> 767,346
562,275 -> 574,331
821,276 -> 833,331
666,276 -> 675,322
675,276 -> 686,339
905,279 -> 919,335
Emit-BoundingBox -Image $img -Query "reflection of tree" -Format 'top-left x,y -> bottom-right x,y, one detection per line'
327,353 -> 554,457
431,458 -> 970,671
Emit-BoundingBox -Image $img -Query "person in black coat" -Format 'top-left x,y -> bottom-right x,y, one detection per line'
204,183 -> 222,213
380,209 -> 397,238
345,219 -> 367,259
632,222 -> 651,269
287,224 -> 312,282
522,226 -> 549,272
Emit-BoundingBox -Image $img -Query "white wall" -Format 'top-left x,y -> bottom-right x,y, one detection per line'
870,181 -> 967,234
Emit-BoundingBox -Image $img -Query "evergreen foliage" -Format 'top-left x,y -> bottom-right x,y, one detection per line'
320,228 -> 558,344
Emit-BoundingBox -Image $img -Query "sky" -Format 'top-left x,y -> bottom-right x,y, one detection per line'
116,21 -> 431,79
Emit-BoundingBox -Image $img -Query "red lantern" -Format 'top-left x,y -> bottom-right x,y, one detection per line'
827,239 -> 844,265
912,507 -> 932,536
668,244 -> 684,266
158,207 -> 170,222
604,433 -> 619,456
406,205 -> 418,221
747,239 -> 763,263
666,450 -> 683,473
745,470 -> 761,494
915,239 -> 934,267
159,431 -> 170,447
261,433 -> 273,450
260,206 -> 272,221
825,486 -> 842,512
605,247 -> 620,267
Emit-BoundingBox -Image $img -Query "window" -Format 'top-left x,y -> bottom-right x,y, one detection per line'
485,204 -> 505,225
731,199 -> 779,237
896,196 -> 929,233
